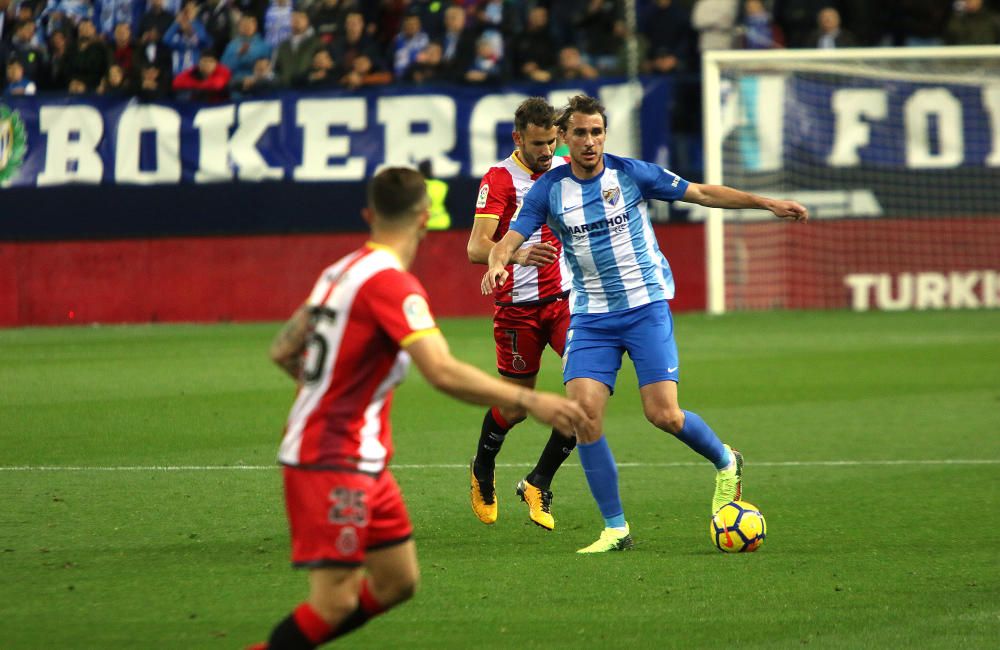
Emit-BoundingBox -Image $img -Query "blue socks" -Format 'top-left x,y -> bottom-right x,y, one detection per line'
677,410 -> 731,470
577,436 -> 626,529
577,412 -> 728,530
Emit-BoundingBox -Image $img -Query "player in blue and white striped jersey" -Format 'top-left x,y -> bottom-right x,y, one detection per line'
484,94 -> 808,553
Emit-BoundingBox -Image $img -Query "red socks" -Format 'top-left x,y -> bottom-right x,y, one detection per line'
292,603 -> 333,645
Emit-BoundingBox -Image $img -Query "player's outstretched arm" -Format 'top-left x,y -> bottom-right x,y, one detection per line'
269,305 -> 312,380
406,331 -> 584,433
469,218 -> 557,267
481,230 -> 529,294
683,183 -> 809,222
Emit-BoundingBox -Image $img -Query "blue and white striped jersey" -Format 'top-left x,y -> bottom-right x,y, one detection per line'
510,153 -> 689,314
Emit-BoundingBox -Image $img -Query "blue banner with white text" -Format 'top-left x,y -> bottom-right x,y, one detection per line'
0,78 -> 678,239
1,79 -> 674,188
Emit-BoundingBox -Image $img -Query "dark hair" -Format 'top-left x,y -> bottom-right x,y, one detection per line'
556,94 -> 608,131
514,97 -> 556,133
368,167 -> 428,221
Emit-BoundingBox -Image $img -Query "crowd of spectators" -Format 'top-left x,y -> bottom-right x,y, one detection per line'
3,0 -> 1000,100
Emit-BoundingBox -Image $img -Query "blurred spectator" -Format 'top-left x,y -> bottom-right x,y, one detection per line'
555,45 -> 598,80
264,0 -> 292,50
773,0 -> 828,48
67,18 -> 110,90
97,61 -> 131,94
837,0 -> 891,46
274,10 -> 321,87
111,22 -> 134,75
372,0 -> 407,51
133,24 -> 173,82
0,0 -> 14,46
405,40 -> 446,83
806,6 -> 858,48
163,1 -> 211,74
94,0 -> 141,39
691,0 -> 739,51
391,12 -> 428,79
576,0 -> 625,75
172,48 -> 230,101
440,4 -> 474,81
463,33 -> 501,84
12,0 -> 996,107
310,0 -> 345,46
302,47 -> 337,87
42,7 -> 77,41
136,60 -> 170,99
221,14 -> 270,83
7,19 -> 48,84
67,75 -> 87,92
200,0 -> 233,58
331,10 -> 383,75
474,0 -> 516,65
896,0 -> 950,46
547,0 -> 580,48
512,5 -> 556,82
3,58 -> 36,94
410,0 -> 447,39
15,3 -> 40,29
43,29 -> 71,89
339,52 -> 390,89
641,0 -> 695,74
139,0 -> 174,40
46,0 -> 94,26
234,0 -> 268,27
946,0 -> 1000,44
232,55 -> 277,96
740,0 -> 783,49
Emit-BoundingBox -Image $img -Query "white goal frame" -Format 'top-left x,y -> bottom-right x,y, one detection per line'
700,45 -> 1000,315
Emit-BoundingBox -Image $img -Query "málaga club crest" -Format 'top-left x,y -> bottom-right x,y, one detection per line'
0,105 -> 28,184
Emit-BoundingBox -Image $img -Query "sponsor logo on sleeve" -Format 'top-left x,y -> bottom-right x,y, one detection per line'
476,184 -> 490,208
663,168 -> 680,188
403,294 -> 436,330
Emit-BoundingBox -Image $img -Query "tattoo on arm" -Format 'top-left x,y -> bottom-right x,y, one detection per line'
270,307 -> 312,379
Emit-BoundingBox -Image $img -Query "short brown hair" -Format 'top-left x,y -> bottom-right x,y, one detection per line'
556,94 -> 607,131
514,97 -> 556,133
367,167 -> 428,221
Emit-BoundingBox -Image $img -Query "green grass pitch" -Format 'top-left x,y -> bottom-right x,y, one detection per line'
1,310 -> 998,648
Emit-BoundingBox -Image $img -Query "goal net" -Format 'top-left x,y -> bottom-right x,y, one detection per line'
699,47 -> 1000,314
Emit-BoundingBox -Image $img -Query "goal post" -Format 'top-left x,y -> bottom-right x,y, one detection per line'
700,46 -> 1000,314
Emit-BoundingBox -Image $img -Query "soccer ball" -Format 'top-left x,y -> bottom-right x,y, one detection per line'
711,500 -> 766,553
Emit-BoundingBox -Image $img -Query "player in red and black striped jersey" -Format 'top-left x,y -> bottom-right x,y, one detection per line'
249,168 -> 584,650
465,97 -> 576,531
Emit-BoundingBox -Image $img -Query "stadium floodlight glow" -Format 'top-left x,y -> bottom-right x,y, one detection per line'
701,45 -> 1000,315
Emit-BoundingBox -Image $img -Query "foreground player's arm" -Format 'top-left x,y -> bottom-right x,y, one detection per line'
468,216 -> 557,267
269,305 -> 312,380
481,229 -> 528,294
406,331 -> 584,432
684,183 -> 809,222
481,177 -> 552,291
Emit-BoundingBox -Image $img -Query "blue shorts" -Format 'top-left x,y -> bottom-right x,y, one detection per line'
563,301 -> 679,392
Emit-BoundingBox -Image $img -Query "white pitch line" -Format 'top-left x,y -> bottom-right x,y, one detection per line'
0,459 -> 997,472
